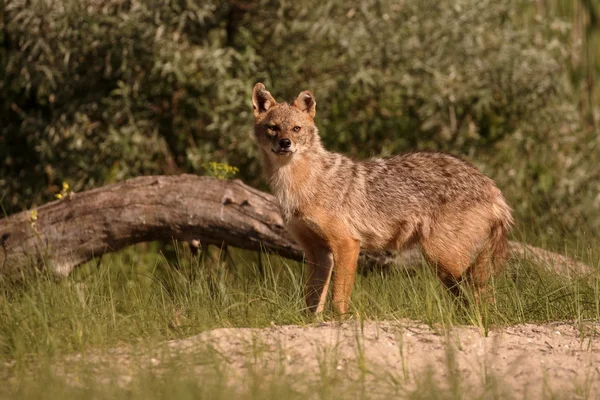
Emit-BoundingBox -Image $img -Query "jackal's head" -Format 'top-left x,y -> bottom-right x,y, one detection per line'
252,83 -> 318,160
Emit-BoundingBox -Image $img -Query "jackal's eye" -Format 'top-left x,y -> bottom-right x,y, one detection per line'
266,124 -> 279,137
292,126 -> 301,132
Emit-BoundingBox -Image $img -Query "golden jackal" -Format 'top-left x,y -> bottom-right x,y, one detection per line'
251,83 -> 513,315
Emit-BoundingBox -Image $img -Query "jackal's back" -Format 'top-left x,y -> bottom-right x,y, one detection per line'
312,151 -> 512,250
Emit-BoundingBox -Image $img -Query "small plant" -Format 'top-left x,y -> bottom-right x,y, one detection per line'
55,182 -> 71,199
29,209 -> 38,233
202,162 -> 239,180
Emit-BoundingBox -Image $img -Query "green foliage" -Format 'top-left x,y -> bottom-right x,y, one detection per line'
202,161 -> 239,180
1,0 -> 598,238
1,0 -> 258,209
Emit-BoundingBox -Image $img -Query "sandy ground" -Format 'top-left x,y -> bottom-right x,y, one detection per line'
50,320 -> 600,398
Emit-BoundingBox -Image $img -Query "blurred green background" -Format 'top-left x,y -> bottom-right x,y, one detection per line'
1,0 -> 599,242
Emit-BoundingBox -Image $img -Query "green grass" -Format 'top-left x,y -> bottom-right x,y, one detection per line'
0,240 -> 598,398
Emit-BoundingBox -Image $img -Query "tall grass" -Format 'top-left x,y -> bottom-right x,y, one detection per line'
1,240 -> 598,363
519,0 -> 600,125
0,238 -> 597,398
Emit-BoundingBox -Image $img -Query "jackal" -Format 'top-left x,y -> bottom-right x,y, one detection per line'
251,83 -> 513,315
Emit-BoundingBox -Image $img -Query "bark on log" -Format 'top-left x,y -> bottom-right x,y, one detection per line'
0,175 -> 592,280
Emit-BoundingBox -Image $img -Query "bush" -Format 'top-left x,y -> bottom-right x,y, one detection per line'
1,0 -> 598,238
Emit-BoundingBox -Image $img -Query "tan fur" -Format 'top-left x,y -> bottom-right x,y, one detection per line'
251,83 -> 514,314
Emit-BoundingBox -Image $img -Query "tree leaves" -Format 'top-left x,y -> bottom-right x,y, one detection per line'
0,0 -> 597,237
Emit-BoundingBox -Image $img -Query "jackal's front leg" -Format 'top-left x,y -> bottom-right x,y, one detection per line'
288,223 -> 334,314
331,238 -> 361,315
304,247 -> 334,314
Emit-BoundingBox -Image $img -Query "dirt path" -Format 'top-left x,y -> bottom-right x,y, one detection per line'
55,320 -> 600,398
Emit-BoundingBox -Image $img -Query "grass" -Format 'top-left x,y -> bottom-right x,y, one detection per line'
0,239 -> 598,399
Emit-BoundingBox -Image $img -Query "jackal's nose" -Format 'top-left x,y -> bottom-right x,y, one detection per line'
279,138 -> 292,149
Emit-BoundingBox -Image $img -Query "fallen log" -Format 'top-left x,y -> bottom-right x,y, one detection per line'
0,175 -> 592,280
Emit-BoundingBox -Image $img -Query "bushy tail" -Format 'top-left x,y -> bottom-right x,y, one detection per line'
468,208 -> 512,287
488,194 -> 514,274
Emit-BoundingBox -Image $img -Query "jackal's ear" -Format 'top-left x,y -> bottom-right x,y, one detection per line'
252,83 -> 276,118
292,90 -> 316,118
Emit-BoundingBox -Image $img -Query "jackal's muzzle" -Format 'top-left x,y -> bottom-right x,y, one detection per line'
271,137 -> 296,156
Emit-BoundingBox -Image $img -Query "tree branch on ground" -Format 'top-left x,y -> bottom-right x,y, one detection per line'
0,175 -> 592,280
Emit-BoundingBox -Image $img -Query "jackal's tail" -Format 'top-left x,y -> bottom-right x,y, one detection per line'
488,193 -> 514,272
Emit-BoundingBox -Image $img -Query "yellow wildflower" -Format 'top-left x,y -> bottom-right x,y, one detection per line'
56,181 -> 70,199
